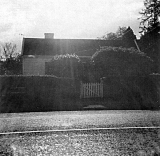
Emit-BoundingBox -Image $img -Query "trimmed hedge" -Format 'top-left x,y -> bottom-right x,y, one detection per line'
102,75 -> 159,110
45,54 -> 82,79
0,75 -> 159,112
0,75 -> 81,113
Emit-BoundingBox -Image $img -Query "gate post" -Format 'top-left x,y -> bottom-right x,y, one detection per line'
100,79 -> 103,98
80,81 -> 83,99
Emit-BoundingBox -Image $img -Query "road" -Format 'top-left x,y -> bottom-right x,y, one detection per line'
0,128 -> 160,155
0,110 -> 160,133
0,110 -> 160,155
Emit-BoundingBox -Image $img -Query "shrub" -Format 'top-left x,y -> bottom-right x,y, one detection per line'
45,54 -> 82,80
91,47 -> 158,109
91,46 -> 154,78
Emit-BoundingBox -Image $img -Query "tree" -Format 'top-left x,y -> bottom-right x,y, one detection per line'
100,32 -> 118,40
98,27 -> 137,48
116,26 -> 128,38
139,0 -> 160,35
0,43 -> 22,75
1,43 -> 17,60
138,0 -> 160,72
99,26 -> 128,40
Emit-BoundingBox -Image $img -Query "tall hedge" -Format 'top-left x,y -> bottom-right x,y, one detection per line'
0,75 -> 81,113
91,47 -> 158,109
91,46 -> 154,78
45,54 -> 82,80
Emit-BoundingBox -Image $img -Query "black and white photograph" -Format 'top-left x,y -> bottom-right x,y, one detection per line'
0,0 -> 160,155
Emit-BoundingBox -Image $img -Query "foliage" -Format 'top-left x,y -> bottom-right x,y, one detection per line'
99,26 -> 128,40
139,0 -> 160,35
52,53 -> 80,61
0,43 -> 22,75
100,32 -> 118,40
138,0 -> 160,72
91,47 -> 158,109
45,54 -> 82,79
98,26 -> 137,48
138,25 -> 160,72
1,55 -> 22,75
1,43 -> 18,59
91,46 -> 153,78
0,75 -> 81,112
116,27 -> 128,38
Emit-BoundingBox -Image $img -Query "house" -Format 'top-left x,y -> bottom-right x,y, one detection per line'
22,33 -> 137,75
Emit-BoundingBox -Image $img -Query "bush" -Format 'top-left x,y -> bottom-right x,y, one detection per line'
91,46 -> 154,78
90,47 -> 158,109
0,54 -> 22,75
45,54 -> 82,80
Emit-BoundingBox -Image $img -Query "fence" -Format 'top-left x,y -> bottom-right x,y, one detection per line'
80,81 -> 103,98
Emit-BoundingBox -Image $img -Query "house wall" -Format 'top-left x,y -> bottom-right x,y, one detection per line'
23,56 -> 52,75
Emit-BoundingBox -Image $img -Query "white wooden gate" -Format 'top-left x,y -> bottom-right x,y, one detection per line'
80,81 -> 103,98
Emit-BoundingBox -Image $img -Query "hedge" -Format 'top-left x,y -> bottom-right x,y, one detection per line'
0,75 -> 159,112
0,75 -> 81,113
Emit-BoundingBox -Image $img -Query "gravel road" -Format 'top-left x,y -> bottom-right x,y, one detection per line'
0,110 -> 160,133
0,128 -> 160,155
0,110 -> 160,155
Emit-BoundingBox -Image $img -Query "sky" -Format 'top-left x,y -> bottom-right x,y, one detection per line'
0,0 -> 144,50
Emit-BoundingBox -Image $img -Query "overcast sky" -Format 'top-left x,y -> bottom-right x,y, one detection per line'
0,0 -> 144,49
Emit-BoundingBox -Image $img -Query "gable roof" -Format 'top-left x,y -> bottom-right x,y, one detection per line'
22,38 -> 133,56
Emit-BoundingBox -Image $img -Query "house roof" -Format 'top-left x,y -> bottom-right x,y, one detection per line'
22,38 -> 131,56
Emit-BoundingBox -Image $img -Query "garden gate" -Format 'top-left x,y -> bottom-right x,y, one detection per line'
80,80 -> 103,98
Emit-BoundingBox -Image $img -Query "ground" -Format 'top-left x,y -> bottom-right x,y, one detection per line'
0,110 -> 160,155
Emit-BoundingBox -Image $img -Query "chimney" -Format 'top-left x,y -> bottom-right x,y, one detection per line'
44,33 -> 54,39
